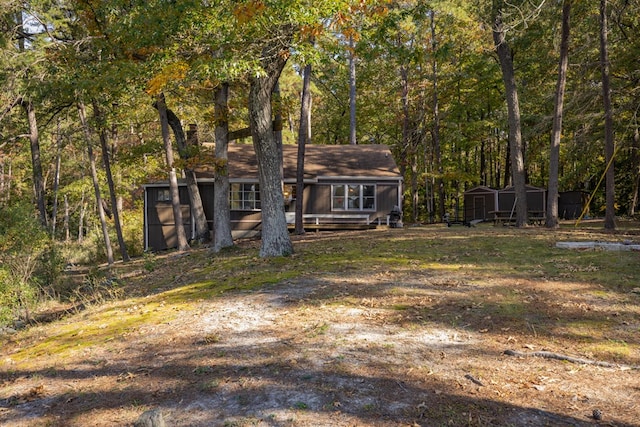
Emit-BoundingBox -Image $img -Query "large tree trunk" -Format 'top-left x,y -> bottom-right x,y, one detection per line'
162,106 -> 210,244
600,0 -> 616,230
249,43 -> 294,257
213,83 -> 234,252
93,101 -> 130,262
156,93 -> 190,252
546,0 -> 571,229
78,102 -> 114,265
430,10 -> 445,221
295,63 -> 312,235
21,99 -> 47,227
493,7 -> 528,227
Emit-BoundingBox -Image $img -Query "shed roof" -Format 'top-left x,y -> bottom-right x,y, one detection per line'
499,185 -> 546,193
464,185 -> 498,195
196,144 -> 402,181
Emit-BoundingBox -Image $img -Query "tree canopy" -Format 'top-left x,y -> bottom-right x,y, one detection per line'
1,0 -> 639,260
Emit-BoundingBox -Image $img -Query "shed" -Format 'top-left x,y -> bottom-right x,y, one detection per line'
498,185 -> 547,213
144,144 -> 403,251
463,186 -> 498,223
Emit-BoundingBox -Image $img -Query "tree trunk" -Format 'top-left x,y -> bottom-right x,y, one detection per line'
156,93 -> 190,252
295,63 -> 312,235
349,36 -> 357,145
78,191 -> 85,243
64,194 -> 70,242
162,106 -> 210,244
249,43 -> 294,257
430,10 -> 445,221
600,0 -> 616,230
546,0 -> 571,229
213,83 -> 234,252
630,125 -> 639,216
493,8 -> 528,226
78,102 -> 114,265
92,101 -> 130,262
21,100 -> 47,227
51,122 -> 62,237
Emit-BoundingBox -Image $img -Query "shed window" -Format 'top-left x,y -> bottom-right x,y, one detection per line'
230,183 -> 260,210
331,184 -> 375,211
157,189 -> 171,202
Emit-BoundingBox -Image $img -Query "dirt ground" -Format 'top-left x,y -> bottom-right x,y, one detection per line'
1,227 -> 639,426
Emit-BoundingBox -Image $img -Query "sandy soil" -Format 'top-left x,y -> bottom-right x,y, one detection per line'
1,229 -> 639,426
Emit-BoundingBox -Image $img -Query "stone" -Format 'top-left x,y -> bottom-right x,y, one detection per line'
134,408 -> 166,427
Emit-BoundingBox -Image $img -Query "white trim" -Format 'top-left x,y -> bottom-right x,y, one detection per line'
317,175 -> 403,182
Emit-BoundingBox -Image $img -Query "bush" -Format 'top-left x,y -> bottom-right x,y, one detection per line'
0,201 -> 63,327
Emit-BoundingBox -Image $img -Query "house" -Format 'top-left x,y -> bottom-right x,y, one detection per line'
143,144 -> 403,251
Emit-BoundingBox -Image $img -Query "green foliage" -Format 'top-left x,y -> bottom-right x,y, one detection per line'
0,201 -> 64,326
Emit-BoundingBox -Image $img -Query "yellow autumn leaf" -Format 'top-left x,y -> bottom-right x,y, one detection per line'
146,61 -> 190,96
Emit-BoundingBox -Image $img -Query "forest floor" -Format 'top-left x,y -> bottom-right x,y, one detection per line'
1,222 -> 640,426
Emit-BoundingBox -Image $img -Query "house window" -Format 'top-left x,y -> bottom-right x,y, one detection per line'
157,189 -> 171,202
331,184 -> 375,211
230,183 -> 260,210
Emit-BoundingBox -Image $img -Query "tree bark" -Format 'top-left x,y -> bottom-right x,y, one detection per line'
63,194 -> 70,241
162,106 -> 210,244
156,93 -> 190,251
430,10 -> 445,221
21,99 -> 47,227
493,7 -> 528,227
600,0 -> 616,230
78,102 -> 114,265
630,125 -> 639,216
51,121 -> 62,237
349,36 -> 357,145
93,101 -> 130,262
213,83 -> 234,252
295,63 -> 312,235
78,191 -> 86,243
546,0 -> 571,229
249,42 -> 294,257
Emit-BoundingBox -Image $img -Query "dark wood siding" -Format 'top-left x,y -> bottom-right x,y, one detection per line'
146,187 -> 191,251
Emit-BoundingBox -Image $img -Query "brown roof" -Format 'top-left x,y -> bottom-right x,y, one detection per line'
196,144 -> 401,181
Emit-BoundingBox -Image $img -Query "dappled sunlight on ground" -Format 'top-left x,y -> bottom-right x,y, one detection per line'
2,225 -> 639,425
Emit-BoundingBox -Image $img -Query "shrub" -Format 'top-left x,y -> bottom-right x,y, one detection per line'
0,201 -> 63,327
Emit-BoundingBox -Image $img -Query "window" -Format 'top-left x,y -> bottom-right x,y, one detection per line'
157,189 -> 171,202
230,183 -> 260,210
331,184 -> 375,211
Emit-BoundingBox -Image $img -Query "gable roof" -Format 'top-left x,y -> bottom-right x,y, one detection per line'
196,144 -> 402,181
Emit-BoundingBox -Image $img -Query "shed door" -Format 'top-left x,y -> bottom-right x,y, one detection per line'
474,196 -> 485,220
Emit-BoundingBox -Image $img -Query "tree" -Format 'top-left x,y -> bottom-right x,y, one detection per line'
213,83 -> 234,252
162,105 -> 210,244
78,101 -> 114,265
348,35 -> 357,145
20,98 -> 47,227
93,102 -> 130,262
492,2 -> 528,226
248,38 -> 294,257
156,93 -> 190,252
546,0 -> 571,229
295,63 -> 312,235
600,0 -> 616,230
